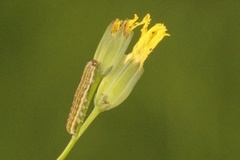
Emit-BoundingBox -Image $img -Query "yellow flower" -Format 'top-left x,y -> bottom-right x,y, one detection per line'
94,14 -> 170,111
126,15 -> 170,65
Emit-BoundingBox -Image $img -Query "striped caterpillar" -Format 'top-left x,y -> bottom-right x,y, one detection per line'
66,59 -> 99,134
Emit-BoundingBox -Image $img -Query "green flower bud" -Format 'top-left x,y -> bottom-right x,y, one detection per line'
94,58 -> 143,111
93,15 -> 146,75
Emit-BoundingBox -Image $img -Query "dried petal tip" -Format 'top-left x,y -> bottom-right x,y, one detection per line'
111,19 -> 121,35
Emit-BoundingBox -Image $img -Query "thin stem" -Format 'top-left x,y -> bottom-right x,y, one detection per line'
57,107 -> 101,160
57,135 -> 78,160
76,107 -> 101,139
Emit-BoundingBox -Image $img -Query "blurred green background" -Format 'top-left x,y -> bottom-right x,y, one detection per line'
1,1 -> 239,160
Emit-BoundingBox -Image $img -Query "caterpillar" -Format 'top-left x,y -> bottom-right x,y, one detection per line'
66,59 -> 99,134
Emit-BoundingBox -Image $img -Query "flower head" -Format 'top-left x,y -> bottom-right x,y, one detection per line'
93,14 -> 147,75
94,14 -> 170,111
126,16 -> 170,66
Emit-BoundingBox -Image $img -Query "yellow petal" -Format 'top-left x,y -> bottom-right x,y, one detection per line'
126,15 -> 170,65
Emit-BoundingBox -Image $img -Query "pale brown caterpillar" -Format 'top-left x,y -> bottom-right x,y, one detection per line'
66,60 -> 99,134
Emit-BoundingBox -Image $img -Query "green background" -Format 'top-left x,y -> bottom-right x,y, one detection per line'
1,1 -> 239,160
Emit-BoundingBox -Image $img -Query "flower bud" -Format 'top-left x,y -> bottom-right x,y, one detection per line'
93,15 -> 146,75
94,58 -> 143,111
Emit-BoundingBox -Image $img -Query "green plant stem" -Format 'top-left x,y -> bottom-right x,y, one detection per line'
56,135 -> 78,160
57,107 -> 101,160
57,68 -> 103,160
